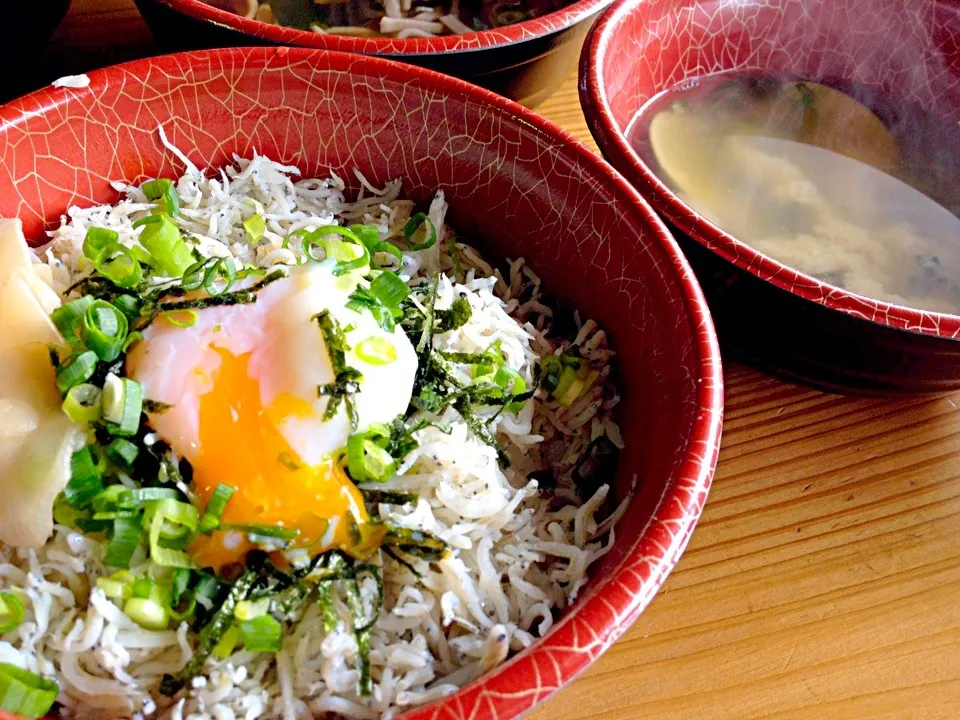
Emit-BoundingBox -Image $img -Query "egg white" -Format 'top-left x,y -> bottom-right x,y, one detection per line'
129,263 -> 418,464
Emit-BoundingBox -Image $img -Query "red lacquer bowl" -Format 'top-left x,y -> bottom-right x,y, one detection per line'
0,48 -> 723,719
580,0 -> 960,395
132,0 -> 613,107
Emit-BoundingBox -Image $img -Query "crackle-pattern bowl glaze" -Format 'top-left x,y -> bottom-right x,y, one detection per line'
133,0 -> 613,107
580,0 -> 960,395
0,47 -> 723,719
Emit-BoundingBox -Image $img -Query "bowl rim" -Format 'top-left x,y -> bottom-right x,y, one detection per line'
139,0 -> 615,55
14,46 -> 724,719
579,0 -> 960,341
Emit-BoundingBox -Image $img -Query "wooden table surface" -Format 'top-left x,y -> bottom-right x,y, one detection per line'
38,2 -> 960,718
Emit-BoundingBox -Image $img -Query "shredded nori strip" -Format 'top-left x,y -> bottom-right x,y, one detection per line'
382,545 -> 422,578
360,488 -> 418,507
160,568 -> 257,696
315,310 -> 363,429
143,399 -> 173,414
156,270 -> 285,314
384,526 -> 449,561
435,297 -> 471,333
317,581 -> 337,633
454,397 -> 510,467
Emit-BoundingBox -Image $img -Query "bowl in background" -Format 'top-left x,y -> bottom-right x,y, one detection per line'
133,0 -> 613,106
0,47 -> 723,718
580,0 -> 960,395
0,0 -> 72,98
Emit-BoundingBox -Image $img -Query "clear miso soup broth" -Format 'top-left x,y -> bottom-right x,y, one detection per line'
629,72 -> 960,315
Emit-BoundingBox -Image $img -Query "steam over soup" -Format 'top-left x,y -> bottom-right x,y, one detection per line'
630,72 -> 960,315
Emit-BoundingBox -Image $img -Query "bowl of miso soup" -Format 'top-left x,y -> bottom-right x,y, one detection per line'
580,0 -> 960,395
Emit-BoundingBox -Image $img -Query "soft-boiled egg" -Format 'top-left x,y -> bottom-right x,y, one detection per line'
126,263 -> 418,570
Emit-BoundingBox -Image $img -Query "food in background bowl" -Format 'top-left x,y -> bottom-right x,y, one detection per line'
133,0 -> 615,107
580,0 -> 960,395
223,0 -> 567,37
0,48 -> 723,720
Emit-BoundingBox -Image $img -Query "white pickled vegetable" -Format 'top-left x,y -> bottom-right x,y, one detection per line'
0,271 -> 63,349
0,217 -> 80,549
0,219 -> 31,286
0,412 -> 83,548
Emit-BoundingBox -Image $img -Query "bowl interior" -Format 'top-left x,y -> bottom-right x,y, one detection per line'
600,0 -> 960,133
141,0 -> 611,55
0,48 -> 721,718
587,0 -> 960,336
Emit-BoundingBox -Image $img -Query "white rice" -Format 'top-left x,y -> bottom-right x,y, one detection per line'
7,147 -> 625,719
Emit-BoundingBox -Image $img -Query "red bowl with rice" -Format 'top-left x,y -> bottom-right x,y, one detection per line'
0,47 -> 721,719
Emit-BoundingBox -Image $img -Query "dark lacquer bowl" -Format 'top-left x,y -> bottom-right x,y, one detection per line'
132,0 -> 612,107
0,0 -> 72,97
580,0 -> 960,396
0,47 -> 722,718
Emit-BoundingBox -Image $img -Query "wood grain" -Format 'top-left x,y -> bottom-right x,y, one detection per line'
45,4 -> 960,718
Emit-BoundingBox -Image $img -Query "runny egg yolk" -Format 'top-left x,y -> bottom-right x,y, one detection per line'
188,349 -> 384,571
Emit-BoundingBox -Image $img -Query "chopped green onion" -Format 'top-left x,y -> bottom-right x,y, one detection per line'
56,350 -> 98,393
124,597 -> 169,630
234,597 -> 270,621
404,213 -> 437,251
181,257 -> 214,290
65,447 -> 104,509
171,568 -> 191,605
100,245 -> 143,288
369,270 -> 410,307
346,425 -> 397,483
162,309 -> 198,327
62,383 -> 102,423
299,226 -> 371,275
0,592 -> 25,633
243,214 -> 266,242
107,438 -> 140,468
102,374 -> 143,436
53,495 -> 88,528
103,517 -> 142,569
198,484 -> 235,534
160,569 -> 256,697
141,178 -> 180,217
95,577 -> 129,600
203,258 -> 237,297
122,331 -> 144,352
348,224 -> 380,249
133,214 -> 193,277
0,662 -> 59,718
495,367 -> 527,413
213,625 -> 241,659
112,294 -> 142,324
50,296 -> 94,347
81,300 -> 129,362
347,224 -> 402,265
148,499 -> 199,568
83,228 -> 143,289
92,485 -> 129,513
355,336 -> 397,366
219,523 -> 297,540
239,613 -> 282,653
83,226 -> 118,262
